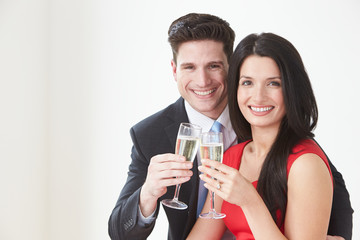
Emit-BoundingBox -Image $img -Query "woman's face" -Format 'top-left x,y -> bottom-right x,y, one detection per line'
237,55 -> 286,130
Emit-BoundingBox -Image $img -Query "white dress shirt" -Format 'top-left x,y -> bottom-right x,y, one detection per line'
184,101 -> 237,153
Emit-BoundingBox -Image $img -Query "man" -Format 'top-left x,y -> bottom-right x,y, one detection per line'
108,13 -> 353,240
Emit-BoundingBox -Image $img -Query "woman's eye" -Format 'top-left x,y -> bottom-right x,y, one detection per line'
269,81 -> 281,86
241,80 -> 252,86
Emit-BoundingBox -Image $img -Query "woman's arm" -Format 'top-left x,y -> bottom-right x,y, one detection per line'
285,153 -> 333,239
197,156 -> 332,240
313,139 -> 353,239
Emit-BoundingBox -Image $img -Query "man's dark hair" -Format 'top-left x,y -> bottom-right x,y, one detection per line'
168,13 -> 235,64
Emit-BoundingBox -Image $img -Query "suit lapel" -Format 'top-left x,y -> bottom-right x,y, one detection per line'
164,98 -> 189,151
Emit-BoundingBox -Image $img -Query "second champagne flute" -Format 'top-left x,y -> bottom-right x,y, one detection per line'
161,122 -> 201,210
199,131 -> 226,219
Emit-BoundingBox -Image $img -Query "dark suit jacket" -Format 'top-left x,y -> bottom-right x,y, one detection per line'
108,97 -> 353,240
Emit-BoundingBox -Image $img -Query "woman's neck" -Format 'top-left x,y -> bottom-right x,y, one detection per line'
250,125 -> 279,158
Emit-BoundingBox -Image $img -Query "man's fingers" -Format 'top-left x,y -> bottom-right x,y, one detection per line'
151,153 -> 186,163
150,154 -> 193,172
157,169 -> 193,179
161,176 -> 192,187
144,153 -> 194,199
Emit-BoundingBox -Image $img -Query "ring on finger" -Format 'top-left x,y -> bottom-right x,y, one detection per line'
216,182 -> 221,190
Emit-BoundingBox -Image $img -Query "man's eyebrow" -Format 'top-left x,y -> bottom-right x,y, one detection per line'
179,61 -> 225,68
179,62 -> 193,67
209,61 -> 225,66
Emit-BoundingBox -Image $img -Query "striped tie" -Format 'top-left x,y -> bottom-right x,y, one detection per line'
210,120 -> 222,133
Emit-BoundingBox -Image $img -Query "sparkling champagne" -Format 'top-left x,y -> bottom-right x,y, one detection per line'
200,143 -> 223,163
175,136 -> 200,162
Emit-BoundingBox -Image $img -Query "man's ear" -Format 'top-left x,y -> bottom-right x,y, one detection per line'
171,59 -> 177,82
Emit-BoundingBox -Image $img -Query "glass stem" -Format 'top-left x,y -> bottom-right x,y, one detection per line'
210,190 -> 215,211
173,183 -> 181,201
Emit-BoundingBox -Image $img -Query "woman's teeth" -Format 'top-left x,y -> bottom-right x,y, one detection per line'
250,106 -> 274,112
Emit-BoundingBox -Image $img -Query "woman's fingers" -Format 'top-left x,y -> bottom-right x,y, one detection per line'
200,159 -> 230,172
198,159 -> 252,205
198,159 -> 232,181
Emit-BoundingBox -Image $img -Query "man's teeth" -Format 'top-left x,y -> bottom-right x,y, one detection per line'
250,106 -> 274,112
194,89 -> 215,96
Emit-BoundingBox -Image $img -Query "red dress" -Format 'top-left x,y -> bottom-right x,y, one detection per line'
221,139 -> 332,239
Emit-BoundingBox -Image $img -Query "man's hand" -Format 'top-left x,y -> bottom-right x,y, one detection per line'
326,236 -> 345,240
139,153 -> 193,217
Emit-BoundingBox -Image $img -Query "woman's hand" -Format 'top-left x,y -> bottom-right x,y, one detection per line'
326,236 -> 344,240
198,159 -> 255,207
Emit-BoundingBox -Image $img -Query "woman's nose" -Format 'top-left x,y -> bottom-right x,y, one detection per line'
253,85 -> 266,102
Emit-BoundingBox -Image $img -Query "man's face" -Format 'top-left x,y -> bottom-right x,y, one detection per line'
172,40 -> 229,119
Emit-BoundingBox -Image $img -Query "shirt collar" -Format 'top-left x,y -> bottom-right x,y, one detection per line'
184,100 -> 233,132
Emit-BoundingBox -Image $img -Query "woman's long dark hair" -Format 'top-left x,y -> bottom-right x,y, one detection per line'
228,33 -> 318,226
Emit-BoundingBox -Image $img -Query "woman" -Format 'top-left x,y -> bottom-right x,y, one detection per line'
187,33 -> 333,239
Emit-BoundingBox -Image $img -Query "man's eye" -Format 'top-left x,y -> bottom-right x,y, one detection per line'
184,66 -> 194,70
209,64 -> 220,69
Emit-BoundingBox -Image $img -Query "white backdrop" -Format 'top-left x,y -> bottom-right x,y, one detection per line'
0,0 -> 358,239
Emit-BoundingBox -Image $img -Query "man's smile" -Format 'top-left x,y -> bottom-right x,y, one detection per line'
193,88 -> 216,96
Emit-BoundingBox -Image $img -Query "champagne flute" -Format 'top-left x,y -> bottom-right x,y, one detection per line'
199,132 -> 226,219
161,122 -> 201,210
